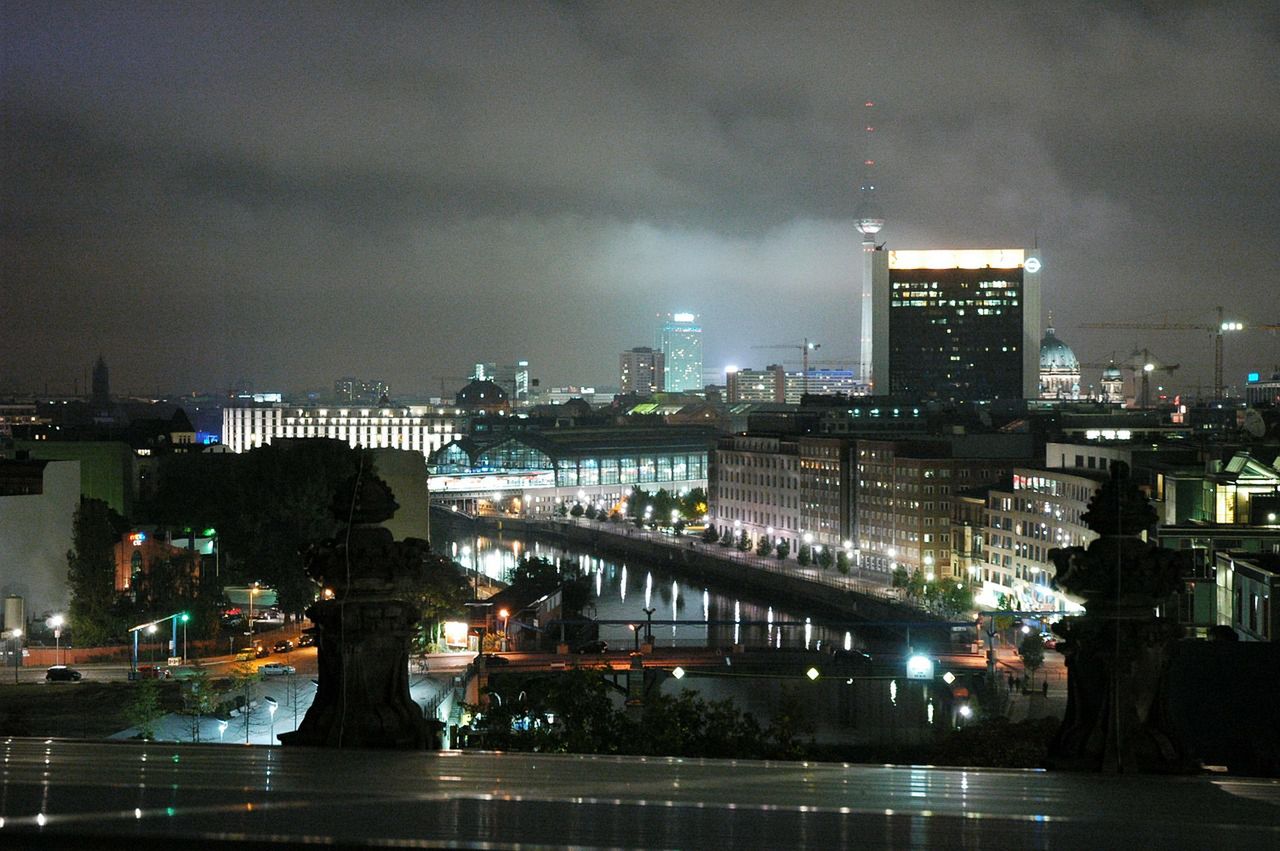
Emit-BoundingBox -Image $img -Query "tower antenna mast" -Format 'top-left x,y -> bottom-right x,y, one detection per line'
856,99 -> 885,388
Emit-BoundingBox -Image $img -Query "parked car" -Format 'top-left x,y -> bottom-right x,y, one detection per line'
135,664 -> 170,680
254,644 -> 271,659
259,663 -> 296,676
576,640 -> 608,654
45,665 -> 82,682
272,639 -> 294,653
234,650 -> 256,662
297,633 -> 316,648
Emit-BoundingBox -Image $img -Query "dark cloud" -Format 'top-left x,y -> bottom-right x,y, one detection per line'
2,1 -> 1277,396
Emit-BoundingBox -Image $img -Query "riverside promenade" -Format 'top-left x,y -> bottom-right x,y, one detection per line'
435,509 -> 948,629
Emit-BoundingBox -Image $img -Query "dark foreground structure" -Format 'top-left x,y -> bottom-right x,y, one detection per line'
0,738 -> 1276,849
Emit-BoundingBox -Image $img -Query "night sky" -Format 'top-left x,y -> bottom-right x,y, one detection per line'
4,2 -> 1278,397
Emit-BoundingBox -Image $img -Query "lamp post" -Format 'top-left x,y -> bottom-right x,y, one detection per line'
179,612 -> 190,662
265,695 -> 278,746
643,607 -> 656,646
47,615 -> 64,666
6,628 -> 22,683
498,608 -> 509,652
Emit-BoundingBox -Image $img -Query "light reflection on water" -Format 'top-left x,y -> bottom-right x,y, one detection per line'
442,529 -> 871,650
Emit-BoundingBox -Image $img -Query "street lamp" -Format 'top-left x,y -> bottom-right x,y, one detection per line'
6,628 -> 22,684
47,614 -> 64,666
264,695 -> 278,746
179,612 -> 190,662
498,609 -> 509,652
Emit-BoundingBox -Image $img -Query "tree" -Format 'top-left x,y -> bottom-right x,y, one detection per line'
701,524 -> 719,544
66,498 -> 128,646
719,527 -> 734,547
569,502 -> 585,518
126,678 -> 164,740
891,565 -> 911,589
555,503 -> 568,517
1018,632 -> 1045,688
836,550 -> 850,573
817,547 -> 834,570
180,667 -> 219,742
152,439 -> 365,614
756,536 -> 771,557
775,540 -> 790,560
508,556 -> 561,590
679,487 -> 708,521
796,545 -> 811,566
737,531 -> 751,552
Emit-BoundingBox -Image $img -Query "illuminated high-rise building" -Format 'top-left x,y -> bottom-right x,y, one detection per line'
656,313 -> 703,393
871,249 -> 1042,400
620,347 -> 664,395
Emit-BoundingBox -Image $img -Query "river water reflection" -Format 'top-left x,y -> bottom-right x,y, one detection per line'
439,527 -> 894,654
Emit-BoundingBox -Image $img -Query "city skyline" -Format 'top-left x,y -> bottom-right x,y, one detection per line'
4,3 -> 1279,397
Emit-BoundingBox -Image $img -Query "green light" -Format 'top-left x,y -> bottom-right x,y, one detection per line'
202,528 -> 216,537
179,613 -> 190,623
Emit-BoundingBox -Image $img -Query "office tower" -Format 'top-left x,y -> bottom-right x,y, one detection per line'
334,378 -> 390,405
656,313 -> 703,393
871,249 -> 1041,400
620,347 -> 664,395
473,361 -> 531,404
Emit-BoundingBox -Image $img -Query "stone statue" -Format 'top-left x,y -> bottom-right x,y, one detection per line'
280,469 -> 436,748
1047,461 -> 1193,773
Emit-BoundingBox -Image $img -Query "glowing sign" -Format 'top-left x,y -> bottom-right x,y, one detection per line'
443,621 -> 469,647
889,249 -> 1026,270
1247,372 -> 1261,383
906,654 -> 935,680
672,313 -> 696,322
129,532 -> 147,546
1024,257 -> 1041,273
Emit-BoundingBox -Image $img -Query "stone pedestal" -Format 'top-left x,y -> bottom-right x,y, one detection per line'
1046,463 -> 1193,774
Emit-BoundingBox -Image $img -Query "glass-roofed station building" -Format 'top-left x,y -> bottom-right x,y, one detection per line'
429,426 -> 718,516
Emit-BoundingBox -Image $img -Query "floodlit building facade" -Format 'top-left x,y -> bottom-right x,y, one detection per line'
871,248 -> 1041,400
619,347 -> 665,395
222,404 -> 465,460
656,313 -> 703,393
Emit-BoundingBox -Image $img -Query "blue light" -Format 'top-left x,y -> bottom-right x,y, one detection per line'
1246,372 -> 1260,383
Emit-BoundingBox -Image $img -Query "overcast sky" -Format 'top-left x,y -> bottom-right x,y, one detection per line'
3,1 -> 1278,398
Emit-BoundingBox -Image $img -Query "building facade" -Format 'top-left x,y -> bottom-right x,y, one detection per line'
430,426 -> 715,517
619,347 -> 665,395
871,248 -> 1041,400
979,467 -> 1104,612
656,313 -> 703,393
333,378 -> 390,405
1215,552 -> 1278,641
1038,326 -> 1082,400
854,436 -> 1029,576
222,404 -> 464,460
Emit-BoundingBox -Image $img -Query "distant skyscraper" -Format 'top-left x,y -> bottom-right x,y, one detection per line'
334,378 -> 390,404
91,355 -> 110,411
473,361 -> 531,405
871,249 -> 1041,400
656,313 -> 703,393
620,347 -> 664,395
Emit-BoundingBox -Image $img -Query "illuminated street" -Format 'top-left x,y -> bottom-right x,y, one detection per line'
0,738 -> 1276,849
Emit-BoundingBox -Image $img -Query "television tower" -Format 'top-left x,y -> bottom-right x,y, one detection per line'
855,100 -> 885,388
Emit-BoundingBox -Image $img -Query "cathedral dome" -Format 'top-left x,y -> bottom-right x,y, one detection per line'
1039,327 -> 1079,372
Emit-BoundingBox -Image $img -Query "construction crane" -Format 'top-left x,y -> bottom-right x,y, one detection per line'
1080,350 -> 1179,408
1080,307 -> 1280,401
752,339 -> 821,395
